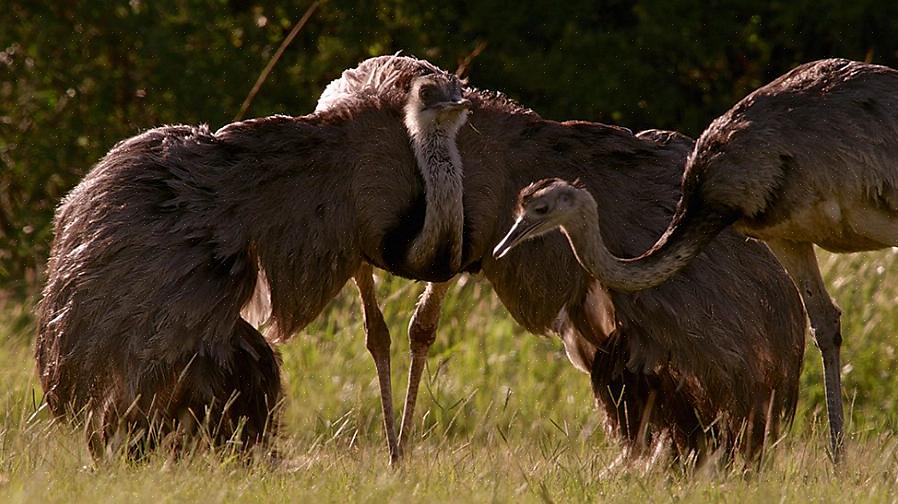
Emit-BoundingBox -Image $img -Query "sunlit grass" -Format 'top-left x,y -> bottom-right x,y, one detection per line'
3,247 -> 898,500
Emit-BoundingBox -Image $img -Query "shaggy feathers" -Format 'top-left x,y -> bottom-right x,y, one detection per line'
38,55 -> 807,461
319,55 -> 805,459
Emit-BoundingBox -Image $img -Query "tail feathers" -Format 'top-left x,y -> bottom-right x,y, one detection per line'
46,319 -> 282,459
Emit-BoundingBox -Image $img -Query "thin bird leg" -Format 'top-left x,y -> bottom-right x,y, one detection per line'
353,263 -> 400,464
767,239 -> 845,462
398,279 -> 455,455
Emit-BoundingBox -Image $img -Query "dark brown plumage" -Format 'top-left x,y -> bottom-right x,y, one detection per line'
38,55 -> 806,465
316,60 -> 471,463
37,55 -> 476,461
473,119 -> 804,462
526,58 -> 898,460
35,107 -> 421,456
324,57 -> 807,463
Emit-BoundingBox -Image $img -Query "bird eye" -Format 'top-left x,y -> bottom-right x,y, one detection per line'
419,86 -> 438,103
533,205 -> 549,215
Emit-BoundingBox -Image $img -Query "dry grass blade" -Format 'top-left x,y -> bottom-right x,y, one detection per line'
233,2 -> 320,122
454,40 -> 488,79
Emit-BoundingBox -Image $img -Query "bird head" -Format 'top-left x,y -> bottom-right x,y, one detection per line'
493,178 -> 588,259
405,74 -> 471,132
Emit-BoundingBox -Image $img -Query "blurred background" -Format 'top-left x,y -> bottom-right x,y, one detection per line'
4,1 -> 898,447
4,0 -> 898,294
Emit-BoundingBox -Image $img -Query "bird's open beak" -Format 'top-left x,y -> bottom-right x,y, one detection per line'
493,216 -> 539,259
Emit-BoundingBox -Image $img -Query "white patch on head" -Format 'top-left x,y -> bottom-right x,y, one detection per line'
403,79 -> 470,140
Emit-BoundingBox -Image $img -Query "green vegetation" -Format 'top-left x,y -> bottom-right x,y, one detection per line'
2,250 -> 898,501
4,1 -> 898,292
5,1 -> 898,500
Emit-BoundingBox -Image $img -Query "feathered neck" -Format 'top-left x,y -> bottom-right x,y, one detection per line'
403,110 -> 467,272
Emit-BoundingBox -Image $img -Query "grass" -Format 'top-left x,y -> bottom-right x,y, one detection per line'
3,248 -> 898,501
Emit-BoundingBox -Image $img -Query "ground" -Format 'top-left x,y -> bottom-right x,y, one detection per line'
2,248 -> 898,502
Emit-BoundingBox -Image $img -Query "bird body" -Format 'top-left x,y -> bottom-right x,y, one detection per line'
313,58 -> 470,462
38,54 -> 807,463
37,56 -> 473,459
322,56 -> 806,461
677,58 -> 898,460
462,109 -> 806,460
495,58 -> 898,461
36,103 -> 437,455
695,59 -> 898,253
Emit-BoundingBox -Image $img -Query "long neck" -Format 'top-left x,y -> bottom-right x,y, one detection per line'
405,119 -> 465,271
560,200 -> 728,292
463,104 -> 731,290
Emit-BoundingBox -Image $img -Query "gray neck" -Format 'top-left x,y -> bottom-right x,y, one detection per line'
404,118 -> 465,272
559,205 -> 705,292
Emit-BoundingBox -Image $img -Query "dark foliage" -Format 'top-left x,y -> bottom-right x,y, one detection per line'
3,1 -> 898,293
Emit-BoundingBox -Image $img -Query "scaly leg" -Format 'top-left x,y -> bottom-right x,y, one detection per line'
767,239 -> 844,462
353,263 -> 399,464
397,279 -> 455,455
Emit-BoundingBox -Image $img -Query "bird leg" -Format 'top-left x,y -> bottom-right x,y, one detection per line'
398,279 -> 454,455
767,239 -> 845,462
353,263 -> 400,464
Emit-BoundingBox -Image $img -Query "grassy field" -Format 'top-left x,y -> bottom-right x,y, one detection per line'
2,249 -> 898,502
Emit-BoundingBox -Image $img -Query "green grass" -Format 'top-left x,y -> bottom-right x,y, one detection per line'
3,248 -> 898,501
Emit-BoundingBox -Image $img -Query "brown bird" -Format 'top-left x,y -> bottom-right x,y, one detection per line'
37,54 -> 804,465
314,62 -> 470,462
497,58 -> 898,461
35,60 -> 469,460
325,56 -> 806,463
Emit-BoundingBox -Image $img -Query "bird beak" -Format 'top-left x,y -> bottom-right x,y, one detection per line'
435,98 -> 472,113
493,216 -> 538,259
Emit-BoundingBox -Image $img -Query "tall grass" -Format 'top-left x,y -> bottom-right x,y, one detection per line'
2,247 -> 898,501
